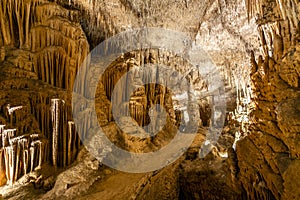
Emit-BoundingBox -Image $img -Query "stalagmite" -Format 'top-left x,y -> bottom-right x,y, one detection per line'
30,146 -> 35,172
0,125 -> 5,135
0,0 -> 11,45
259,28 -> 268,57
51,99 -> 64,168
33,140 -> 43,170
4,148 -> 9,184
50,98 -> 72,168
67,121 -> 75,165
23,149 -> 29,175
4,146 -> 15,185
14,142 -> 20,182
262,56 -> 269,81
3,129 -> 16,147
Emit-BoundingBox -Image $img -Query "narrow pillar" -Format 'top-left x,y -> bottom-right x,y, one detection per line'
51,99 -> 65,168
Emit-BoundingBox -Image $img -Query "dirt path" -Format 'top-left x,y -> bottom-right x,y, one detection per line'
77,133 -> 206,200
78,172 -> 147,200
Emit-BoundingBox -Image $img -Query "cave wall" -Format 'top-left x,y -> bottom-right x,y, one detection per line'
0,0 -> 90,186
236,0 -> 300,199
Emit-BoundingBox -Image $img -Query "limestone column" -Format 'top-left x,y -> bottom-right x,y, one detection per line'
67,121 -> 75,165
51,99 -> 65,168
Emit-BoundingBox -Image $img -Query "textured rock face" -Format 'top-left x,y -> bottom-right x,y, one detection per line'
0,0 -> 89,186
236,0 -> 300,199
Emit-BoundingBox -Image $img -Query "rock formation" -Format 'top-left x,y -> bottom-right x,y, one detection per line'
0,0 -> 298,199
236,0 -> 300,199
0,0 -> 88,186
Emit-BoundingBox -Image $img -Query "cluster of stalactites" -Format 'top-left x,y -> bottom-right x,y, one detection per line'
246,0 -> 298,22
50,99 -> 80,168
0,97 -> 81,186
100,49 -> 204,128
246,0 -> 299,57
0,125 -> 48,186
0,0 -> 90,92
257,20 -> 298,61
228,63 -> 254,150
0,0 -> 40,47
58,0 -> 121,45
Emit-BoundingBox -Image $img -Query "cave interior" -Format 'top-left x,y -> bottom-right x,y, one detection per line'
0,0 -> 299,199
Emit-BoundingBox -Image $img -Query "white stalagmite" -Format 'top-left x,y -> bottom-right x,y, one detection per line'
51,98 -> 65,168
19,138 -> 29,175
23,149 -> 29,174
30,146 -> 35,172
4,146 -> 15,185
0,125 -> 49,185
4,147 -> 9,183
51,99 -> 59,168
32,140 -> 43,169
0,125 -> 5,148
0,125 -> 5,134
67,121 -> 75,165
14,142 -> 20,182
2,129 -> 16,147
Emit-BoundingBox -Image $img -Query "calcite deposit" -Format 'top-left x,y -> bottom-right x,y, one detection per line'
0,0 -> 298,199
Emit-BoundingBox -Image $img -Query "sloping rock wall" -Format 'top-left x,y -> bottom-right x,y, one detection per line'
236,0 -> 300,199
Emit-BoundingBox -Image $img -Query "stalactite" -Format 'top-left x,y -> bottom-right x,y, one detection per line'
273,33 -> 283,61
250,51 -> 258,76
1,0 -> 89,91
259,28 -> 268,57
0,0 -> 85,186
101,50 -> 205,130
0,0 -> 11,45
24,1 -> 31,47
0,0 -> 37,47
277,0 -> 287,20
7,0 -> 14,46
15,0 -> 25,48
